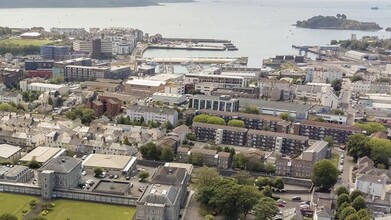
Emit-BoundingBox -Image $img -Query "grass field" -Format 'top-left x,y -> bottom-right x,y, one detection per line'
0,192 -> 37,219
42,200 -> 136,220
0,38 -> 53,46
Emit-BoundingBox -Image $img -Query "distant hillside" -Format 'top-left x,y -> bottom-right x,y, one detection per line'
296,15 -> 382,31
0,0 -> 193,8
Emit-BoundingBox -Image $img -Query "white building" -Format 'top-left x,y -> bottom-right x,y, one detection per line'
152,93 -> 187,106
20,81 -> 69,95
126,105 -> 179,126
184,73 -> 247,88
321,88 -> 339,109
73,40 -> 92,53
355,174 -> 388,199
295,85 -> 324,101
0,92 -> 23,105
306,68 -> 343,83
195,82 -> 221,95
352,81 -> 371,94
164,84 -> 185,95
346,50 -> 379,61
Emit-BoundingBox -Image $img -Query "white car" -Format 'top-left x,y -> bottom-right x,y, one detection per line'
82,171 -> 87,176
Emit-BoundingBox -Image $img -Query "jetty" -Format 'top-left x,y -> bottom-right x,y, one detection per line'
137,57 -> 248,65
148,44 -> 226,51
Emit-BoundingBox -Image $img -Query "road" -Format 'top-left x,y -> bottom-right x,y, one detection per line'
334,148 -> 355,191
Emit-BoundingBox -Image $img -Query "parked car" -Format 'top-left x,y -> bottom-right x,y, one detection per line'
292,196 -> 301,201
277,199 -> 286,204
82,171 -> 87,176
126,176 -> 130,180
277,203 -> 285,207
109,175 -> 114,179
300,204 -> 309,209
114,175 -> 119,179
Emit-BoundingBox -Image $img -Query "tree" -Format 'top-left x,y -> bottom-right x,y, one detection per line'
189,152 -> 204,166
255,177 -> 272,188
253,197 -> 279,220
341,14 -> 347,19
186,133 -> 196,141
139,171 -> 149,181
206,116 -> 225,125
48,97 -> 53,105
238,185 -> 262,217
340,207 -> 356,220
163,121 -> 174,130
351,196 -> 365,211
351,75 -> 363,82
356,122 -> 386,135
345,214 -> 360,220
123,136 -> 130,145
336,186 -> 349,196
160,146 -> 174,162
193,114 -> 210,123
347,134 -> 370,162
324,135 -> 334,147
196,167 -> 221,188
337,194 -> 351,208
204,215 -> 214,220
332,79 -> 342,92
65,111 -> 77,120
243,105 -> 259,114
233,171 -> 254,185
357,209 -> 369,219
279,113 -> 289,120
227,119 -> 245,128
0,214 -> 17,220
336,14 -> 341,19
312,160 -> 338,191
31,217 -> 47,220
28,156 -> 41,169
140,142 -> 162,161
94,167 -> 103,177
273,177 -> 284,189
367,138 -> 391,168
337,202 -> 350,218
234,153 -> 248,169
350,189 -> 364,202
261,185 -> 273,197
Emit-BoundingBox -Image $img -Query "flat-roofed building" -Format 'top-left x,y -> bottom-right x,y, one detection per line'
152,92 -> 187,105
124,79 -> 165,97
20,147 -> 66,164
247,129 -> 309,155
83,80 -> 121,92
189,95 -> 239,112
302,140 -> 329,162
184,73 -> 247,88
20,81 -> 70,95
192,122 -> 247,146
82,154 -> 137,176
126,105 -> 178,126
0,144 -> 21,163
293,120 -> 362,144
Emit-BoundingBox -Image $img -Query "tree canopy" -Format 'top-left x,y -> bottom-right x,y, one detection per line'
65,107 -> 95,124
312,160 -> 338,191
193,114 -> 225,125
242,105 -> 259,114
253,197 -> 279,220
140,142 -> 162,161
347,133 -> 370,162
356,122 -> 386,135
351,196 -> 366,211
227,119 -> 245,128
336,186 -> 349,196
337,194 -> 351,208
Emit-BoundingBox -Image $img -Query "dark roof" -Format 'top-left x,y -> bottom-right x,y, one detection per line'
151,166 -> 187,186
39,156 -> 81,173
298,120 -> 362,132
248,129 -> 308,141
192,122 -> 248,132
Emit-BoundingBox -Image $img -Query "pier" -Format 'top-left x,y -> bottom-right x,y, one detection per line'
292,45 -> 339,59
148,44 -> 226,51
161,37 -> 231,44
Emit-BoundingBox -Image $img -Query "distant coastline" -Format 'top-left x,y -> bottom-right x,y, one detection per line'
295,15 -> 382,31
0,0 -> 193,8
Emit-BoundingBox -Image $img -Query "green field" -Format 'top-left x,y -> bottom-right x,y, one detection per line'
0,38 -> 53,46
42,200 -> 136,220
0,193 -> 37,219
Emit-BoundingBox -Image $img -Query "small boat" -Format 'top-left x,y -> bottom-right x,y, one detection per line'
371,7 -> 379,10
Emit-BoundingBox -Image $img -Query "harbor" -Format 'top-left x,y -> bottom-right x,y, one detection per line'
148,43 -> 226,51
138,56 -> 248,65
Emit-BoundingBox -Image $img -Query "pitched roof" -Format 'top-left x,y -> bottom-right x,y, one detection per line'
151,166 -> 187,186
0,144 -> 21,158
39,156 -> 81,173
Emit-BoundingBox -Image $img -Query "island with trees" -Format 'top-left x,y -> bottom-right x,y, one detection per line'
295,14 -> 382,31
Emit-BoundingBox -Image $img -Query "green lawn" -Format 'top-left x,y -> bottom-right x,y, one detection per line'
0,192 -> 37,219
0,39 -> 53,46
329,153 -> 339,168
42,200 -> 136,220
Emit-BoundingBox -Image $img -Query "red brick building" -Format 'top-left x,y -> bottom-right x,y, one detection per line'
26,70 -> 52,78
91,100 -> 104,117
106,99 -> 121,117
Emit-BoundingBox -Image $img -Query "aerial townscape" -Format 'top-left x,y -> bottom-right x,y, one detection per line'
0,2 -> 391,220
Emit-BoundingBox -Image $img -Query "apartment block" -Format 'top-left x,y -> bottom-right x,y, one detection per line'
196,109 -> 285,132
189,95 -> 239,112
275,157 -> 314,179
192,122 -> 247,146
246,129 -> 309,155
126,105 -> 178,126
64,65 -> 130,81
293,120 -> 362,144
184,73 -> 247,88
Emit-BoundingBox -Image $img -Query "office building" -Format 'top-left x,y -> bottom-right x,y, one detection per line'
152,93 -> 187,106
184,73 -> 247,88
52,57 -> 92,78
189,95 -> 239,112
40,45 -> 70,60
